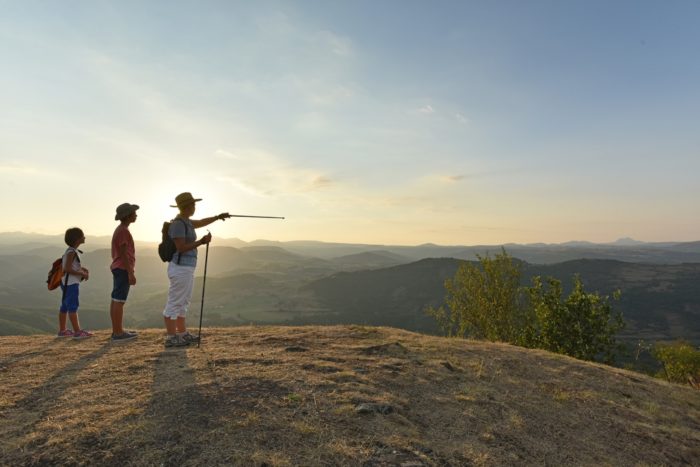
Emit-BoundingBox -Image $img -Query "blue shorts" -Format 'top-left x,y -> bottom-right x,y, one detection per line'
60,284 -> 79,313
111,268 -> 131,302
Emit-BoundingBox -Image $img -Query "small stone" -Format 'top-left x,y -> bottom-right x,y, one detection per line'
355,403 -> 394,415
355,403 -> 375,414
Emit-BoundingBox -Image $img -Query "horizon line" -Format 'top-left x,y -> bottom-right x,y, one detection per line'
0,231 -> 698,249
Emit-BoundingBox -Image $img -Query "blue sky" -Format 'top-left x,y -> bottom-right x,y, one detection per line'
1,1 -> 699,245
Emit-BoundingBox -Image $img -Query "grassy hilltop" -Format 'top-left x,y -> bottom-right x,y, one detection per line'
1,326 -> 699,466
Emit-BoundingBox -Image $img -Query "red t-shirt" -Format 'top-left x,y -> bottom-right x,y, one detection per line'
111,224 -> 135,271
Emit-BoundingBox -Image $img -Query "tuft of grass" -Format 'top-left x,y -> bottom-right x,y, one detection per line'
284,392 -> 302,403
644,402 -> 661,416
292,420 -> 319,435
553,389 -> 572,402
506,412 -> 525,430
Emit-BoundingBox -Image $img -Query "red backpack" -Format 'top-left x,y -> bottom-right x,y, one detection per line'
47,249 -> 79,290
47,257 -> 65,290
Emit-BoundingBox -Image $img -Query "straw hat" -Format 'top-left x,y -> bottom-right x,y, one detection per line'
170,192 -> 202,208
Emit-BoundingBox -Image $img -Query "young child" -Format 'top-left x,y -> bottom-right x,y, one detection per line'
57,227 -> 93,339
109,203 -> 139,342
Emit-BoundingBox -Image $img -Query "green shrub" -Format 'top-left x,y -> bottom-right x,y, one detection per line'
427,249 -> 625,364
652,340 -> 700,386
426,248 -> 533,345
527,275 -> 624,364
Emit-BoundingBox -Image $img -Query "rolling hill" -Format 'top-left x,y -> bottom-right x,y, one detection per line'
2,233 -> 700,353
304,258 -> 700,346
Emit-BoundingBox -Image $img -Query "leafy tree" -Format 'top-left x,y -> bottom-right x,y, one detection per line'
427,249 -> 625,363
652,340 -> 700,387
527,275 -> 624,363
426,249 -> 534,345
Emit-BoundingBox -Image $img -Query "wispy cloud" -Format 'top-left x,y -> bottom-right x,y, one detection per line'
455,113 -> 469,124
254,10 -> 296,36
215,148 -> 336,196
307,83 -> 354,106
0,164 -> 41,175
442,174 -> 467,182
309,175 -> 334,190
418,104 -> 435,114
435,168 -> 527,184
315,30 -> 354,56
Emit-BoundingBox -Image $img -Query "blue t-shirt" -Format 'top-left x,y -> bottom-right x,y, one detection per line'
169,217 -> 197,267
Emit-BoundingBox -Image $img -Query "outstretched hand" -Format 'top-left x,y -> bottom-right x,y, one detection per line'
218,212 -> 231,221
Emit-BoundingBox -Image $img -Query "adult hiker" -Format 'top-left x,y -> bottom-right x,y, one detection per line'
161,192 -> 229,348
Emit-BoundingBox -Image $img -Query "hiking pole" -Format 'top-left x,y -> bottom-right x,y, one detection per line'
222,214 -> 285,220
197,233 -> 210,348
193,214 -> 282,346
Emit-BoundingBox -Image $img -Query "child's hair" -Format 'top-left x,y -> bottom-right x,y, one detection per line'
64,227 -> 84,247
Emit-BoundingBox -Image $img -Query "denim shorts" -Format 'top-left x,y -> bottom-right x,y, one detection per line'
60,284 -> 79,313
111,268 -> 131,302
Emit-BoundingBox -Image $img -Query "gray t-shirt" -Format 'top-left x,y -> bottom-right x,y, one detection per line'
168,217 -> 197,267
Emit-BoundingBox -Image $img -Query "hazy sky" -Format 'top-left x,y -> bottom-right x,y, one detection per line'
2,1 -> 699,245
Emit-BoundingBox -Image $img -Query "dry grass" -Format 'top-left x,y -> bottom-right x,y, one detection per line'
0,325 -> 698,466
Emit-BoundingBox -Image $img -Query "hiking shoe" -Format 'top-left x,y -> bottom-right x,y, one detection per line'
111,332 -> 137,343
164,335 -> 188,348
181,332 -> 200,344
72,330 -> 94,339
57,329 -> 74,338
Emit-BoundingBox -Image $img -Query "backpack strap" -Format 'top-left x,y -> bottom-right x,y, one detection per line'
61,248 -> 79,302
174,218 -> 188,265
61,267 -> 70,301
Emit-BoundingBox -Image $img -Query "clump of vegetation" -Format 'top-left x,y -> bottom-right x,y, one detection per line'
427,249 -> 624,364
527,275 -> 624,363
426,249 -> 531,344
652,340 -> 700,388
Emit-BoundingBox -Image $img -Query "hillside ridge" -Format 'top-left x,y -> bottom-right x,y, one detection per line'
1,326 -> 698,466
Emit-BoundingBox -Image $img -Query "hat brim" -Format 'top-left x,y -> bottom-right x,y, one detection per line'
170,198 -> 202,208
115,205 -> 140,220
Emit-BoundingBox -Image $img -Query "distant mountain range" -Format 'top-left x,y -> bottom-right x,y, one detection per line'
3,231 -> 700,263
1,232 -> 699,353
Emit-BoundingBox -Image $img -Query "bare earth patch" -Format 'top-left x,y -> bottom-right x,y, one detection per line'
0,326 -> 698,466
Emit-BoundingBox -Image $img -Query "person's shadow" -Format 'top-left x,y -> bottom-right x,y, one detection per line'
1,342 -> 112,455
0,339 -> 64,369
106,345 -> 292,466
142,348 -> 212,464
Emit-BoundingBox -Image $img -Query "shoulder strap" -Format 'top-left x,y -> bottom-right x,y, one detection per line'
65,247 -> 81,263
61,250 -> 71,301
175,218 -> 188,265
61,272 -> 69,302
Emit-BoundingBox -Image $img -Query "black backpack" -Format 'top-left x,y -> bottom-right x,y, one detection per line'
158,218 -> 187,263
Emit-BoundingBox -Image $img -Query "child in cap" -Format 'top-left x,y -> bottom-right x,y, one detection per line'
57,227 -> 92,339
109,203 -> 139,342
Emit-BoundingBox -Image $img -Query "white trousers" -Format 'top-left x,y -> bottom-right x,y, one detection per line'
163,262 -> 195,319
